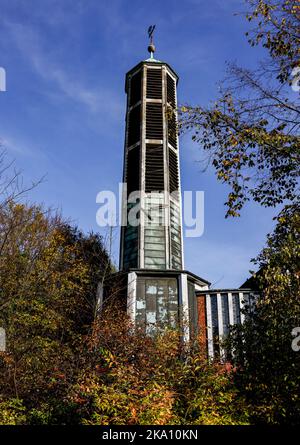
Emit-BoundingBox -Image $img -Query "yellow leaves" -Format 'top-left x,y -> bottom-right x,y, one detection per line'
222,159 -> 233,168
100,347 -> 116,369
0,399 -> 27,425
217,171 -> 229,181
13,203 -> 26,213
228,135 -> 239,147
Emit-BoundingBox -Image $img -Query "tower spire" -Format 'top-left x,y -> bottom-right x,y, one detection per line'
147,25 -> 156,58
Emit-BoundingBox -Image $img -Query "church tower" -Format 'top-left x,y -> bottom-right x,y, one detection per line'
120,35 -> 183,272
119,31 -> 210,337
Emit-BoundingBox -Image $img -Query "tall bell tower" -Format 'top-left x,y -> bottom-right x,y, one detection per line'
120,32 -> 183,272
119,30 -> 210,336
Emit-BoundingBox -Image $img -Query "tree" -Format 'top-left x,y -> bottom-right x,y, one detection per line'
227,200 -> 300,424
0,202 -> 111,420
179,0 -> 300,217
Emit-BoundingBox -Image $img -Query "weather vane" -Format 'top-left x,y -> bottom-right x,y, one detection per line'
147,25 -> 156,57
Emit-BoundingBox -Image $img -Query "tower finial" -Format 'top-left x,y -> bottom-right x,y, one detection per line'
147,25 -> 156,58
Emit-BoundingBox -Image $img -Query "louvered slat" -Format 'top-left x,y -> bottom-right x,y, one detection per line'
167,74 -> 176,108
168,111 -> 178,149
145,144 -> 164,192
146,103 -> 163,140
146,69 -> 162,99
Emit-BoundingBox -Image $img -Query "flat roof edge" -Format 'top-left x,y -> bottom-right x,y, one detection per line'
196,288 -> 260,294
127,268 -> 211,286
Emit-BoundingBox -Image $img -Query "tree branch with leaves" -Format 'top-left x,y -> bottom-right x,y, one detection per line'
179,0 -> 300,217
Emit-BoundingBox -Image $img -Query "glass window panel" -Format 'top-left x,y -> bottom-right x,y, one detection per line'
232,293 -> 241,324
221,294 -> 230,336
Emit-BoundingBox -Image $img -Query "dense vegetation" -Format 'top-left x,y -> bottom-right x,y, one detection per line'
0,199 -> 248,425
0,198 -> 298,425
227,201 -> 300,424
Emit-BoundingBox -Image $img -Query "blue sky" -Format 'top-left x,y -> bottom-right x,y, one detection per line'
0,0 -> 278,287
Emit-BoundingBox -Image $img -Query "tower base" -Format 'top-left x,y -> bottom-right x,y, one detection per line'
126,268 -> 210,341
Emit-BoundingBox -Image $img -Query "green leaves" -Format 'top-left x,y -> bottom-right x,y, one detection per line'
179,0 -> 300,218
227,201 -> 300,424
0,203 -> 112,422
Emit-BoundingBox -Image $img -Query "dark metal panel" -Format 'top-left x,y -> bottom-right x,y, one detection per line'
128,105 -> 141,147
129,70 -> 142,106
126,146 -> 140,196
123,203 -> 139,270
146,68 -> 162,99
169,149 -> 179,192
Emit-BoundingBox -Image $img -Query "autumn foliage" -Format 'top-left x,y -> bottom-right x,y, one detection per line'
0,201 -> 250,425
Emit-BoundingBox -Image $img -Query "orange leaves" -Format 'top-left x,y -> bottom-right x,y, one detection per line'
94,365 -> 107,374
130,407 -> 137,421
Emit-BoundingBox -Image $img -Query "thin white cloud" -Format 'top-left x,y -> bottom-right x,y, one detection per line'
0,133 -> 47,160
3,20 -> 123,119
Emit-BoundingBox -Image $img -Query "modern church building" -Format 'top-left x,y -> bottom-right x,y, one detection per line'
117,34 -> 258,358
